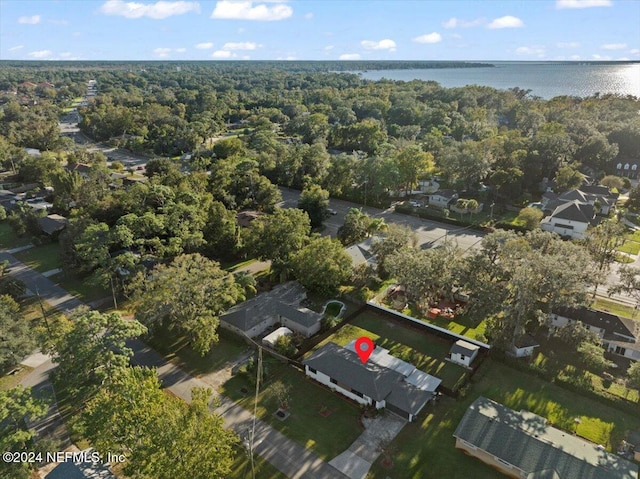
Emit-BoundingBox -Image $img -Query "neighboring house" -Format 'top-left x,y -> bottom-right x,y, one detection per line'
550,306 -> 640,362
303,341 -> 441,421
540,200 -> 596,240
220,281 -> 322,338
454,397 -> 638,479
615,160 -> 640,179
542,186 -> 618,216
448,340 -> 480,368
344,237 -> 377,268
510,334 -> 540,358
37,214 -> 68,236
44,449 -> 115,479
427,189 -> 458,208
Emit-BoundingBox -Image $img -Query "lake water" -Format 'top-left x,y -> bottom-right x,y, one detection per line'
356,62 -> 640,99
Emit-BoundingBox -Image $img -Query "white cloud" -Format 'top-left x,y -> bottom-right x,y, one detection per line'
8,45 -> 24,51
339,53 -> 361,60
487,15 -> 524,29
324,45 -> 334,51
195,42 -> 214,49
570,54 -> 581,60
99,0 -> 200,19
361,39 -> 396,51
18,15 -> 41,24
212,50 -> 233,58
222,41 -> 260,50
211,1 -> 292,21
515,46 -> 545,57
304,12 -> 313,19
153,47 -> 172,57
413,32 -> 442,44
601,43 -> 627,50
153,47 -> 186,57
592,53 -> 611,60
556,0 -> 612,9
28,50 -> 52,58
442,17 -> 483,28
630,48 -> 640,55
557,41 -> 580,48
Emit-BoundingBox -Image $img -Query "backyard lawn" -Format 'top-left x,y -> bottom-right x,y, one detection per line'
400,302 -> 487,341
368,359 -> 640,479
14,242 -> 63,273
0,223 -> 31,249
314,310 -> 469,391
220,362 -> 362,461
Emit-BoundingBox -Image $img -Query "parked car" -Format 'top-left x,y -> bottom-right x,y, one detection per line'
327,208 -> 338,215
409,200 -> 422,208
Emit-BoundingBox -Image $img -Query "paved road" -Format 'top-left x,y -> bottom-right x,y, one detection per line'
0,252 -> 84,314
278,187 -> 485,252
6,252 -> 347,478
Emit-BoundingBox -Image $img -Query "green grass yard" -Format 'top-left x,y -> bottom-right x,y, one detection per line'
13,242 -> 63,273
148,324 -> 248,377
314,310 -> 469,391
400,302 -> 487,341
228,445 -> 287,479
0,223 -> 31,249
48,272 -> 109,303
592,296 -> 638,319
617,239 -> 640,255
220,363 -> 362,460
368,359 -> 640,479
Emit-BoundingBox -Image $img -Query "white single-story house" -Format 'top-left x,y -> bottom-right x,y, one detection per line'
540,200 -> 596,240
304,341 -> 441,422
454,397 -> 638,479
550,306 -> 640,362
220,282 -> 323,339
448,340 -> 480,368
262,327 -> 293,348
427,189 -> 458,208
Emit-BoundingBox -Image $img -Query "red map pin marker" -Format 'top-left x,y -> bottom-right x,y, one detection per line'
355,337 -> 374,364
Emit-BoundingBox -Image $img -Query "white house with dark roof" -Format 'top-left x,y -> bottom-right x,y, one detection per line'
550,306 -> 640,362
540,200 -> 596,239
427,189 -> 458,208
303,341 -> 441,421
220,281 -> 322,339
454,397 -> 638,479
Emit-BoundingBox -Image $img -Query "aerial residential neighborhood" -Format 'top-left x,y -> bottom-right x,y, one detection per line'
1,1 -> 640,479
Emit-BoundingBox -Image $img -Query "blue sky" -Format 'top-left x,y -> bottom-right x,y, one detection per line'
1,0 -> 639,61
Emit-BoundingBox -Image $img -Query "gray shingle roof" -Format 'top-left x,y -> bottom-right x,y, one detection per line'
276,302 -> 322,327
221,282 -> 303,331
304,342 -> 436,417
550,200 -> 594,223
552,306 -> 638,341
454,397 -> 638,479
304,342 -> 398,401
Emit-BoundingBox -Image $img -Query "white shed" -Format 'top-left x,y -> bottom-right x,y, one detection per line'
449,340 -> 480,368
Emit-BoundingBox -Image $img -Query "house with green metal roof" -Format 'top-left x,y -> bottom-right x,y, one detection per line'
454,397 -> 638,479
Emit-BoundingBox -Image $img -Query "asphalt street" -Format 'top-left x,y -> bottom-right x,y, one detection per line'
278,187 -> 486,252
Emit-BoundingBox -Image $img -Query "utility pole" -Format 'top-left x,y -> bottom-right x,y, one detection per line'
110,277 -> 118,310
35,286 -> 52,339
249,346 -> 262,479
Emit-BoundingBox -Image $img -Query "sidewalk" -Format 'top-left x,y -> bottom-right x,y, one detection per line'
6,253 -> 347,478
